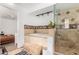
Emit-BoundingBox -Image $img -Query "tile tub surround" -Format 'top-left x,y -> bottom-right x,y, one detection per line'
55,29 -> 79,55
24,25 -> 52,29
24,25 -> 56,36
24,28 -> 56,55
57,7 -> 79,25
24,43 -> 42,55
24,33 -> 55,55
24,28 -> 56,36
25,33 -> 49,47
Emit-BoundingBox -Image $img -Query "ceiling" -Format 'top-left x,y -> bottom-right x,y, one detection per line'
0,3 -> 16,10
30,3 -> 79,15
16,3 -> 40,8
0,3 -> 79,19
30,5 -> 53,15
16,3 -> 54,13
0,3 -> 54,19
56,3 -> 79,11
0,3 -> 16,19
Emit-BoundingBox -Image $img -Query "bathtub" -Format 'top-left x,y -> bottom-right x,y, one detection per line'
24,33 -> 54,55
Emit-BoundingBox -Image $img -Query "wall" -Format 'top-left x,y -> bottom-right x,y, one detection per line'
23,13 -> 54,26
55,5 -> 79,54
0,18 -> 2,32
0,5 -> 17,35
16,7 -> 25,48
57,6 -> 79,25
55,29 -> 79,54
0,18 -> 17,35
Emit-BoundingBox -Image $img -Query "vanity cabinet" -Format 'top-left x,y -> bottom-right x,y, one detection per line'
0,35 -> 15,45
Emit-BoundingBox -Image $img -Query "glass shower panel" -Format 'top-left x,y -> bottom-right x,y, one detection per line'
55,3 -> 79,55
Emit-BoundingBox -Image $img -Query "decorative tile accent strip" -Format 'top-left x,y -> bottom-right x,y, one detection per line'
24,25 -> 52,29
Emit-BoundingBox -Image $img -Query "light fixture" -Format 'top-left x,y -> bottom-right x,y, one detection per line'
36,15 -> 40,16
36,11 -> 53,16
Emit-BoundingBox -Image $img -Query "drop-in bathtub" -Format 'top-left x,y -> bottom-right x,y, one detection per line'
24,33 -> 54,55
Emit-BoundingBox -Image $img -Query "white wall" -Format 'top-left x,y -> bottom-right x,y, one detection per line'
0,18 -> 2,32
16,7 -> 25,48
23,13 -> 53,26
0,5 -> 17,35
0,18 -> 17,35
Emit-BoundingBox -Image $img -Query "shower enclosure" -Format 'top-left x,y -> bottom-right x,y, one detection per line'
55,3 -> 79,55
